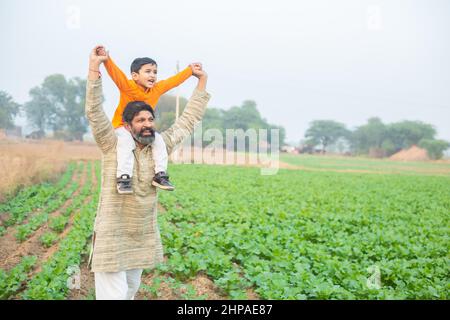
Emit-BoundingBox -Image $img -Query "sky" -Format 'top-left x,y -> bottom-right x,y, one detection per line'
1,0 -> 449,145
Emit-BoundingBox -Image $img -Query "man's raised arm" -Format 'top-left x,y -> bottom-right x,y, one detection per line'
85,45 -> 117,154
161,69 -> 210,155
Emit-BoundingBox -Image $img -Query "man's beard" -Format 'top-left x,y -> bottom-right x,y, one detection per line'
131,126 -> 155,145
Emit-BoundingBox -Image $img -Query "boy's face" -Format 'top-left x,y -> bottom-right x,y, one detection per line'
132,63 -> 158,89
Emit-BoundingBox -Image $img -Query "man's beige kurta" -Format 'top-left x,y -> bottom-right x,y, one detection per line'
85,78 -> 210,273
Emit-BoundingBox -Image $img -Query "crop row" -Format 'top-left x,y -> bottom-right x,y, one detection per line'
0,162 -> 78,228
39,162 -> 95,248
14,161 -> 85,242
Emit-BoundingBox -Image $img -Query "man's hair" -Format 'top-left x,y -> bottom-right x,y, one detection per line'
130,57 -> 157,74
122,101 -> 155,124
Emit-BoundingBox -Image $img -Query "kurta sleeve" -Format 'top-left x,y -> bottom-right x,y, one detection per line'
161,88 -> 211,155
85,79 -> 117,154
154,67 -> 193,95
104,58 -> 136,95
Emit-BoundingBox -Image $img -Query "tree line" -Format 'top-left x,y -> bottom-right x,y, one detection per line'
1,73 -> 448,158
303,118 -> 450,159
1,74 -> 87,141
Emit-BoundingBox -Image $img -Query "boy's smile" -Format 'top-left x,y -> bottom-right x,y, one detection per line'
133,63 -> 158,89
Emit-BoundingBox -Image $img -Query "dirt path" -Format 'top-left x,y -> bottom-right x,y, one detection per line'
135,264 -> 259,300
135,271 -> 228,300
278,161 -> 450,176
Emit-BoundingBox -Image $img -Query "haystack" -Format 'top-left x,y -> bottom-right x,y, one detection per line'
389,145 -> 429,161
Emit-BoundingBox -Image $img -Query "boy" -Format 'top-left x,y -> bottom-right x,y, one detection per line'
94,46 -> 200,194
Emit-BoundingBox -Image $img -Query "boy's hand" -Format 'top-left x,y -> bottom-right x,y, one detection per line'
89,45 -> 109,66
189,62 -> 202,73
96,46 -> 109,59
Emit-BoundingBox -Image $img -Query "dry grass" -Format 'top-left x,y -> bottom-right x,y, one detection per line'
0,138 -> 101,202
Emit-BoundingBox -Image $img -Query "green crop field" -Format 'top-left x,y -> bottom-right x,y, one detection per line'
0,157 -> 449,300
156,164 -> 450,299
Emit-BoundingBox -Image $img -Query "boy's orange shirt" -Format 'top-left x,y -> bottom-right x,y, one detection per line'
104,58 -> 193,128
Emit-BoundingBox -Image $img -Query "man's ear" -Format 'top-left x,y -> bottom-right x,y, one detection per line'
124,122 -> 132,133
131,72 -> 139,81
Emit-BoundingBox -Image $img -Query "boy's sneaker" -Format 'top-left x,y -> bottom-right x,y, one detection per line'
152,171 -> 175,191
117,174 -> 133,194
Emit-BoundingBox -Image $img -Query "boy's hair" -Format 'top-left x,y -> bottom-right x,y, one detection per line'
130,57 -> 157,74
122,101 -> 155,124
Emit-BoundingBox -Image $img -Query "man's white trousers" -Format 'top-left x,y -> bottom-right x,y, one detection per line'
95,268 -> 143,300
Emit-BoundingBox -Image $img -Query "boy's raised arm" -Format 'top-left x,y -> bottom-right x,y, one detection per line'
98,47 -> 140,97
155,65 -> 193,94
161,69 -> 209,155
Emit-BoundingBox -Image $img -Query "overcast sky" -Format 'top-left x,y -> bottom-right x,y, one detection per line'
1,0 -> 449,144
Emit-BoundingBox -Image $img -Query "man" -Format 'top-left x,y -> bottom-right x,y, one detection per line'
85,46 -> 210,300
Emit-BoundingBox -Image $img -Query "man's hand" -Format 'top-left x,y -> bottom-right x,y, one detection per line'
193,66 -> 207,91
191,62 -> 206,79
193,68 -> 207,79
88,45 -> 108,80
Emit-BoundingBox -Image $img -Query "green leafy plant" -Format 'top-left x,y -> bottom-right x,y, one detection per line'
40,231 -> 59,248
49,216 -> 68,233
0,256 -> 37,299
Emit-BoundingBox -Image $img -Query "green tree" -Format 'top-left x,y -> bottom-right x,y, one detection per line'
154,94 -> 188,131
350,117 -> 387,155
223,100 -> 262,131
39,74 -> 66,132
418,139 -> 450,160
221,100 -> 286,148
24,86 -> 52,133
386,120 -> 436,152
155,94 -> 188,115
156,112 -> 176,132
155,97 -> 286,149
305,120 -> 350,153
267,124 -> 286,149
62,77 -> 88,141
350,118 -> 439,157
202,108 -> 225,133
0,91 -> 20,129
24,74 -> 88,140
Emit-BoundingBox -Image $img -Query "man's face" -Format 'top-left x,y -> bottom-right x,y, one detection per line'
125,110 -> 155,145
132,63 -> 157,89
